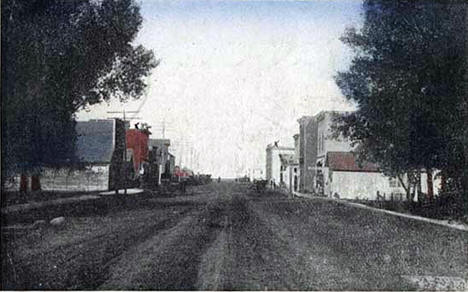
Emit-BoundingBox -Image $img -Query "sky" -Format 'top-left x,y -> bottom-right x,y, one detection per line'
77,0 -> 363,178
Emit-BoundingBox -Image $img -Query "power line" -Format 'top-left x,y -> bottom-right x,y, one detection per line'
130,87 -> 151,120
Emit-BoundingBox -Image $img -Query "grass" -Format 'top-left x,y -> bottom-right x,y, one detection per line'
351,194 -> 468,224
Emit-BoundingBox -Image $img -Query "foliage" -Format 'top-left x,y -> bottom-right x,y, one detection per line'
334,1 -> 466,190
2,0 -> 158,179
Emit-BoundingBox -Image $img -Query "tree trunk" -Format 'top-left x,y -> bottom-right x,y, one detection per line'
398,173 -> 410,200
463,3 -> 468,217
426,168 -> 434,200
31,175 -> 41,191
1,169 -> 5,196
19,174 -> 28,193
416,169 -> 422,202
440,173 -> 446,192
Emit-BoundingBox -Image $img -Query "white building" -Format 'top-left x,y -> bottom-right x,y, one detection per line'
251,168 -> 264,181
312,111 -> 440,200
323,151 -> 405,199
149,138 -> 171,184
315,111 -> 354,195
279,153 -> 299,193
265,143 -> 295,187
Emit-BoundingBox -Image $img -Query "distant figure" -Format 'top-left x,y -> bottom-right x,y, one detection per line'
135,122 -> 140,129
180,179 -> 186,194
218,177 -> 221,183
274,140 -> 279,147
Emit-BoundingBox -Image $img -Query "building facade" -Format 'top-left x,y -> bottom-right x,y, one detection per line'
296,110 -> 440,200
315,111 -> 354,166
251,168 -> 264,181
323,151 -> 407,199
297,116 -> 317,193
39,119 -> 127,192
265,143 -> 295,187
315,111 -> 354,194
149,139 -> 172,183
126,128 -> 151,176
293,133 -> 300,190
279,153 -> 299,193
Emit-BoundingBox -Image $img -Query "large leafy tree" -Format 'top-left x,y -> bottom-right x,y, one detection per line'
335,1 -> 467,201
2,0 -> 158,191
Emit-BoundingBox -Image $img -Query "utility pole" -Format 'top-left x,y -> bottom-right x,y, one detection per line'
107,110 -> 139,195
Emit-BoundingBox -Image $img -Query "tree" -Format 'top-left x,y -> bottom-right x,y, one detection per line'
334,1 -> 467,202
461,5 -> 468,215
1,0 -> 158,192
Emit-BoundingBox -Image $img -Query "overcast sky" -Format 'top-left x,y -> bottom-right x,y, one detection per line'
77,0 -> 363,178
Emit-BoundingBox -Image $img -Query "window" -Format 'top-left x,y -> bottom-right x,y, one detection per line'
318,131 -> 325,153
321,133 -> 325,152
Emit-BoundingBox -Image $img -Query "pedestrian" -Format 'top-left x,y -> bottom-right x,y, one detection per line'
180,178 -> 186,194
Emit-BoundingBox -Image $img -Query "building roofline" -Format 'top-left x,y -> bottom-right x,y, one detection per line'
315,110 -> 353,121
149,138 -> 171,146
297,115 -> 314,124
266,146 -> 295,151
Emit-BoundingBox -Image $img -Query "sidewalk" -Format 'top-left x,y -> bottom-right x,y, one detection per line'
1,188 -> 149,226
2,194 -> 101,215
2,188 -> 146,214
99,188 -> 144,196
293,191 -> 468,232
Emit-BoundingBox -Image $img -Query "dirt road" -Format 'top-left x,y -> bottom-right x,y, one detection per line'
2,182 -> 467,290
